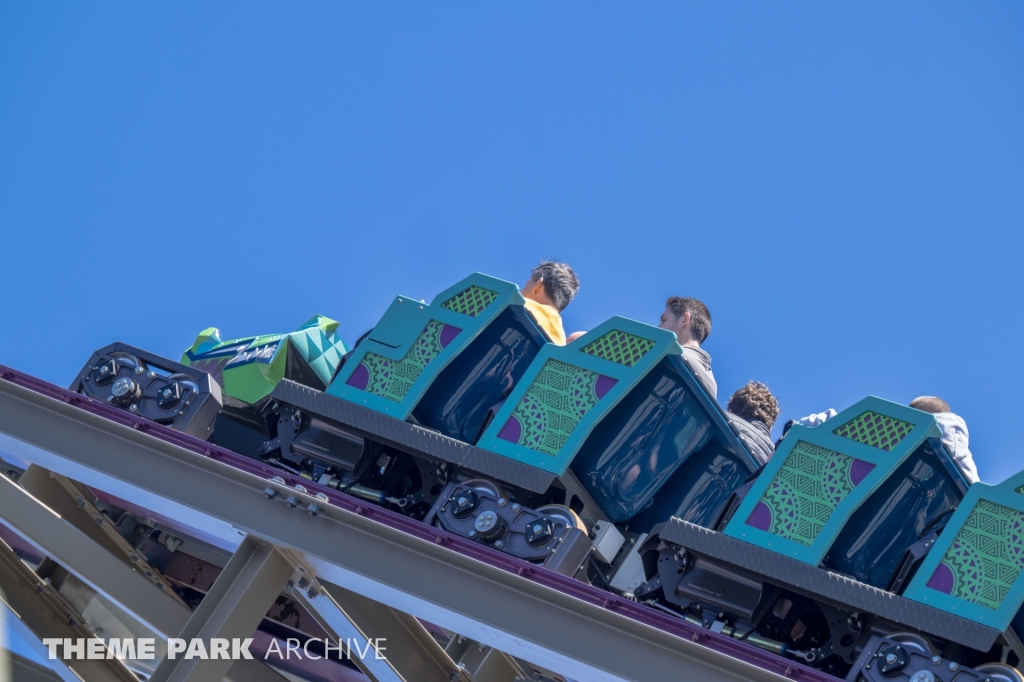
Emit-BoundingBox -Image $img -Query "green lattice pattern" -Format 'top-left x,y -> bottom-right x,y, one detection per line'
440,285 -> 499,317
580,330 -> 656,367
359,320 -> 447,402
832,411 -> 913,451
938,500 -> 1024,610
760,441 -> 858,546
511,360 -> 602,456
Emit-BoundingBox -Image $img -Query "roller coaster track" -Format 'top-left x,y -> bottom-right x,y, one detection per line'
0,365 -> 841,682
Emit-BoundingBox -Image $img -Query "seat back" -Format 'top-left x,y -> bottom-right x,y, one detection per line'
476,318 -> 760,526
574,352 -> 760,526
476,317 -> 678,475
724,397 -> 945,568
822,436 -> 967,589
904,468 -> 1024,632
328,275 -> 545,443
182,315 -> 347,405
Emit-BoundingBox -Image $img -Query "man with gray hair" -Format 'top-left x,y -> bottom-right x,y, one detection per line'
521,260 -> 580,345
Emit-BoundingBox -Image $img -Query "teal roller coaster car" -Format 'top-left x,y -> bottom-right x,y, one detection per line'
74,271 -> 1024,680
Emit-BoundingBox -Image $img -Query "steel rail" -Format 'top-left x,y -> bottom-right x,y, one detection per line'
0,365 -> 840,682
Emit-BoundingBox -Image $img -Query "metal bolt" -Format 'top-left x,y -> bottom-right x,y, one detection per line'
264,487 -> 278,499
76,497 -> 86,508
932,656 -> 941,665
494,540 -> 503,549
129,404 -> 138,412
147,371 -> 156,378
285,495 -> 300,508
498,498 -> 507,507
100,366 -> 110,374
297,578 -> 309,589
948,662 -> 959,671
94,516 -> 103,525
457,497 -> 467,506
468,530 -> 477,538
135,366 -> 144,374
129,555 -> 138,563
309,493 -> 328,515
533,524 -> 543,533
107,396 -> 114,402
511,503 -> 521,512
307,588 -> 318,599
285,580 -> 294,591
885,654 -> 897,665
162,389 -> 171,397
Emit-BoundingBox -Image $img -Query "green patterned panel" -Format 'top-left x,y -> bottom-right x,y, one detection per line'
509,360 -> 603,456
935,500 -> 1024,610
440,285 -> 499,317
1016,484 -> 1024,495
580,330 -> 656,367
756,441 -> 859,546
832,411 -> 913,451
357,321 -> 447,403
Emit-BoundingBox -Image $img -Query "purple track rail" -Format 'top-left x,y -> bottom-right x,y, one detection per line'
0,364 -> 840,681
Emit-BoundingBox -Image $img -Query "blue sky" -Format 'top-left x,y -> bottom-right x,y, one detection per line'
1,4 -> 1022,483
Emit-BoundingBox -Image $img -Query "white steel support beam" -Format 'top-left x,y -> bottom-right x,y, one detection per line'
288,572 -> 468,682
10,652 -> 65,682
0,538 -> 137,682
150,536 -> 294,682
18,465 -> 189,606
1,465 -> 288,682
0,376 -> 789,682
444,635 -> 527,682
0,472 -> 190,640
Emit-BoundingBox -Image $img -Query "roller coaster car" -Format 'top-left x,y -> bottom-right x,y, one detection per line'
327,273 -> 548,444
68,275 -> 1024,678
180,316 -> 348,456
268,275 -> 760,581
636,398 -> 1024,678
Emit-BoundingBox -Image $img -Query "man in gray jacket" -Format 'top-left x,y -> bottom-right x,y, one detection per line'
658,296 -> 717,399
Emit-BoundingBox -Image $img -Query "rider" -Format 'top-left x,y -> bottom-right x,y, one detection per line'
657,296 -> 717,400
521,261 -> 580,346
910,396 -> 980,484
726,381 -> 780,465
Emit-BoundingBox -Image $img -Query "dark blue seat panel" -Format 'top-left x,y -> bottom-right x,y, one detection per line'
570,354 -> 759,525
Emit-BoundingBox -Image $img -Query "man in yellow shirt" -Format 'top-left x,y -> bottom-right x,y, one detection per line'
521,261 -> 579,345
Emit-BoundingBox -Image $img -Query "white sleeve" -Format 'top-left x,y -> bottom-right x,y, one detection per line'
797,408 -> 838,428
935,413 -> 980,484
